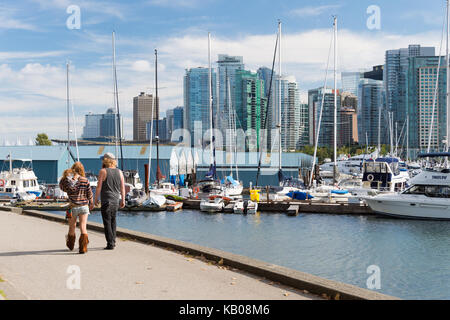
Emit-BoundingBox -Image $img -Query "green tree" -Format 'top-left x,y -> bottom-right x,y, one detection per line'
35,133 -> 52,146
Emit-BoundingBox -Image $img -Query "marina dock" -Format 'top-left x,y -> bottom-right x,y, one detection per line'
4,198 -> 375,216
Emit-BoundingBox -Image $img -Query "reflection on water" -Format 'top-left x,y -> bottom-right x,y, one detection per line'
53,209 -> 450,299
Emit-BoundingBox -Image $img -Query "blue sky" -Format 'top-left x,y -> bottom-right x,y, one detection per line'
0,0 -> 446,141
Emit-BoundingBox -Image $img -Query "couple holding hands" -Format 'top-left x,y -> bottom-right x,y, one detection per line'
59,153 -> 126,254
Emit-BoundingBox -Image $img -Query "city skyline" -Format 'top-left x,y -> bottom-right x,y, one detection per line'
0,0 -> 446,141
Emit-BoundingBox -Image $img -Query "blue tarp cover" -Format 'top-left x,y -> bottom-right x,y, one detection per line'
286,191 -> 314,200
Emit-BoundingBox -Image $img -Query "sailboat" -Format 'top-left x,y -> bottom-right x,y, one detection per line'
222,70 -> 243,197
148,49 -> 177,198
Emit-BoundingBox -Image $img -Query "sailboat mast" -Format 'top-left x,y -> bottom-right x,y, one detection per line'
446,0 -> 450,163
208,32 -> 213,165
333,16 -> 338,185
66,61 -> 71,167
112,32 -> 119,160
378,105 -> 381,154
278,20 -> 282,173
227,70 -> 233,176
155,49 -> 160,186
112,31 -> 124,170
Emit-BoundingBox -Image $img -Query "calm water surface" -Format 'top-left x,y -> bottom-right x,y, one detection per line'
54,210 -> 450,299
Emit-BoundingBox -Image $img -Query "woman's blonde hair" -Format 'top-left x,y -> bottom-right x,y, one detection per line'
71,162 -> 86,177
102,158 -> 117,168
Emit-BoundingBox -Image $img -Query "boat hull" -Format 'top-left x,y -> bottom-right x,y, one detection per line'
365,195 -> 450,220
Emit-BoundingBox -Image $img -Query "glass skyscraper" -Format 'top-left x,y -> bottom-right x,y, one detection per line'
183,67 -> 217,147
385,45 -> 435,135
358,79 -> 385,146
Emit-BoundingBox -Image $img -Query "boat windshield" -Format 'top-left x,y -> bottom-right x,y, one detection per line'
403,185 -> 450,198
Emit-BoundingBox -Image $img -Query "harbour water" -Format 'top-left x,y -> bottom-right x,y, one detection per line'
53,210 -> 450,300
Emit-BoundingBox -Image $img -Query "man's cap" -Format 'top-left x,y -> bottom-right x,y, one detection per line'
100,152 -> 116,160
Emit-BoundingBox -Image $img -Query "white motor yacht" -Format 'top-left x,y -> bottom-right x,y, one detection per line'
0,154 -> 42,199
364,153 -> 450,220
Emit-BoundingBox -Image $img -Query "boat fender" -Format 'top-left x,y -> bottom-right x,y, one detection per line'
0,179 -> 4,187
367,174 -> 374,182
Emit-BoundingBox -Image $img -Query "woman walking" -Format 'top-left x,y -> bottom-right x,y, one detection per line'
59,162 -> 94,254
94,153 -> 125,250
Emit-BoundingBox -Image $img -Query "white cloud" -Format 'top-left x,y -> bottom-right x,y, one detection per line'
290,5 -> 342,17
0,5 -> 37,30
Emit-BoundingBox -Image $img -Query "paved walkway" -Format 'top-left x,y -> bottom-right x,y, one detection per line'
0,211 -> 318,300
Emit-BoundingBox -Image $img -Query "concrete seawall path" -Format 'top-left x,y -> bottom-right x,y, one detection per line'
0,210 -> 319,300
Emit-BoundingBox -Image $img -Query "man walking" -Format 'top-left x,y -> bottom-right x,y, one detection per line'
94,153 -> 125,250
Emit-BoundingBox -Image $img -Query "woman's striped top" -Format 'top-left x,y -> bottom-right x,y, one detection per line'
59,176 -> 93,206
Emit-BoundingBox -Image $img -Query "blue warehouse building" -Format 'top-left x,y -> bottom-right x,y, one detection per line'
0,145 -> 314,187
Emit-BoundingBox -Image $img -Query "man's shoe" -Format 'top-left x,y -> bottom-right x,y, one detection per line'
104,245 -> 115,250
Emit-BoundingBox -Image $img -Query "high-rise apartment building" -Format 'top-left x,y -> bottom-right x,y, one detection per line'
133,92 -> 158,141
217,55 -> 245,137
407,56 -> 447,155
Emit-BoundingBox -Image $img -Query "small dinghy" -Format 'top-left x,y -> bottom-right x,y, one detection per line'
233,199 -> 258,214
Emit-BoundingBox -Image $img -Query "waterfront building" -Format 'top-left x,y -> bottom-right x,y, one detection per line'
133,92 -> 158,141
183,67 -> 217,147
407,56 -> 446,156
82,108 -> 123,142
308,87 -> 341,148
385,45 -> 435,135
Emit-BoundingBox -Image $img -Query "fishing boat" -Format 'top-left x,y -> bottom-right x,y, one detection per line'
0,154 -> 42,199
233,199 -> 258,214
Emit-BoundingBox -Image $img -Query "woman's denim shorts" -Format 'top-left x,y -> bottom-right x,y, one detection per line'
71,205 -> 90,217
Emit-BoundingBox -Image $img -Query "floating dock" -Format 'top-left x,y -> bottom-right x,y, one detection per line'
4,198 -> 375,216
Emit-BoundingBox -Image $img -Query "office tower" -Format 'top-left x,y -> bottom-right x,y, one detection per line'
82,108 -> 123,142
308,87 -> 341,148
133,92 -> 158,141
358,79 -> 385,146
407,56 -> 447,155
257,67 -> 277,149
341,72 -> 363,96
183,68 -> 217,146
385,45 -> 435,133
234,69 -> 267,151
